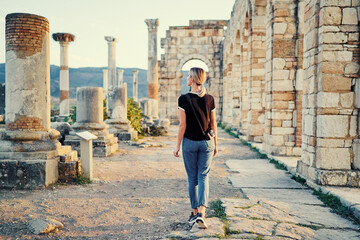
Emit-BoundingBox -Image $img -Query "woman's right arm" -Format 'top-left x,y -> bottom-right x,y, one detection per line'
173,109 -> 186,157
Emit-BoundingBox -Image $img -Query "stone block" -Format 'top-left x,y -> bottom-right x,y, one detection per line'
58,161 -> 78,182
316,115 -> 349,138
322,32 -> 347,43
317,92 -> 339,107
274,22 -> 287,35
272,127 -> 295,135
16,159 -> 59,189
273,80 -> 294,91
321,74 -> 352,92
317,138 -> 345,147
342,8 -> 358,24
344,63 -> 360,76
353,139 -> 360,170
320,7 -> 342,26
350,116 -> 357,137
316,147 -> 351,170
340,92 -> 354,108
0,160 -> 17,187
304,114 -> 315,136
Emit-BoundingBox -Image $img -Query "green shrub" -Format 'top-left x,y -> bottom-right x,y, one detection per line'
69,105 -> 76,124
103,97 -> 109,121
127,98 -> 144,134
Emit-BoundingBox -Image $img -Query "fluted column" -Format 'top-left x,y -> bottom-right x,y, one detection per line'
104,36 -> 118,91
52,33 -> 75,117
145,19 -> 159,119
133,70 -> 139,102
118,69 -> 124,86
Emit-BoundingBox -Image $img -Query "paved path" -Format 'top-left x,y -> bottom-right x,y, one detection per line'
168,128 -> 360,239
0,126 -> 359,239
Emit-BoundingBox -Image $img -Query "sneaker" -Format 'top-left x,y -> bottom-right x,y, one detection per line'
196,213 -> 208,229
187,212 -> 197,224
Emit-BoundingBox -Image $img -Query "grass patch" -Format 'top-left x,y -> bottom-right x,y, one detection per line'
313,189 -> 359,225
208,200 -> 226,219
269,158 -> 288,171
291,175 -> 307,185
296,223 -> 323,231
73,175 -> 92,185
235,203 -> 260,210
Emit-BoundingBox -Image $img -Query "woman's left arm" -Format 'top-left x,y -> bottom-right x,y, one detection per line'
210,109 -> 218,157
173,109 -> 186,157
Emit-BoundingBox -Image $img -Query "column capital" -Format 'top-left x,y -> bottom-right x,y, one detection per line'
52,33 -> 75,43
102,69 -> 108,73
145,19 -> 159,33
133,70 -> 139,74
118,69 -> 124,73
105,36 -> 118,43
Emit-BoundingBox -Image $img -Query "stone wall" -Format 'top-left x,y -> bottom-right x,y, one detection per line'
218,0 -> 359,186
296,0 -> 360,186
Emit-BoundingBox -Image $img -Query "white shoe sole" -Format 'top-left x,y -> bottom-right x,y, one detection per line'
196,218 -> 208,229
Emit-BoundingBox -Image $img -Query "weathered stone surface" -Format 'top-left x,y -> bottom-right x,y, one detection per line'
167,218 -> 225,239
228,217 -> 275,236
275,223 -> 315,239
28,218 -> 64,234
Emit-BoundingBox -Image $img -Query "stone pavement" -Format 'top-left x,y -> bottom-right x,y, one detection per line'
167,129 -> 360,239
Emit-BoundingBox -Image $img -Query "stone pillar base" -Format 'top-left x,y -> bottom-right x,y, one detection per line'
105,119 -> 138,141
0,141 -> 79,189
297,161 -> 360,187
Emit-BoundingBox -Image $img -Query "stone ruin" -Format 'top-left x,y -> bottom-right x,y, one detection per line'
2,1 -> 360,189
52,32 -> 75,120
158,1 -> 360,187
64,87 -> 118,157
159,20 -> 227,124
0,13 -> 79,188
103,36 -> 137,141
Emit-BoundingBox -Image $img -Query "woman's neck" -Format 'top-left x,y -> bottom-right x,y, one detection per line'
190,85 -> 201,93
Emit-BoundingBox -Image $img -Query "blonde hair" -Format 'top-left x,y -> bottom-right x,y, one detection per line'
189,67 -> 207,97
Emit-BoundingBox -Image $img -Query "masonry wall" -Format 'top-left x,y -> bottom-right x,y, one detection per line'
219,0 -> 359,186
296,0 -> 360,186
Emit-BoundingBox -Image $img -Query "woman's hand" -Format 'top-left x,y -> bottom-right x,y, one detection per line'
173,146 -> 180,157
213,146 -> 218,157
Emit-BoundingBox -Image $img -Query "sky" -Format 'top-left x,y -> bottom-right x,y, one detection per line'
0,0 -> 235,70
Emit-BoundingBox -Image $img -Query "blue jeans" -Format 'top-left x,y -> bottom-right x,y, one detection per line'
182,137 -> 215,209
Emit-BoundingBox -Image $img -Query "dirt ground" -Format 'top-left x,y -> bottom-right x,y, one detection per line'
0,127 -> 258,239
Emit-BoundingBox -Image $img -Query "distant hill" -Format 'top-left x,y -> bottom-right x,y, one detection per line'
0,63 -> 193,101
0,63 -> 147,99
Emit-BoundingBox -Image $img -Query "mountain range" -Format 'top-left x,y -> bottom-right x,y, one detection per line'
0,63 -> 148,100
0,63 -> 190,100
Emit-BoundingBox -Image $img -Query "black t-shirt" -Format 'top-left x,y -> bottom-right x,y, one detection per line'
178,93 -> 216,141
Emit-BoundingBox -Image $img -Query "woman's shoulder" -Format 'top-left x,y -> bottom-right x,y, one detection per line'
204,93 -> 214,101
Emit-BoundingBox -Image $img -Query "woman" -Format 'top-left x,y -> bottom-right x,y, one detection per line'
173,67 -> 218,229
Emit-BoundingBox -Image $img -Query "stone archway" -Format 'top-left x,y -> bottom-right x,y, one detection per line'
159,20 -> 227,123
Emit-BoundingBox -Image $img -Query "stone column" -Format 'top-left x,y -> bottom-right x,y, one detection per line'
64,87 -> 118,157
52,33 -> 75,118
102,69 -> 108,98
118,69 -> 124,86
104,36 -> 118,91
145,19 -> 159,119
0,13 -> 78,188
133,70 -> 139,102
263,0 -> 299,156
297,0 -> 360,186
106,83 -> 138,141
